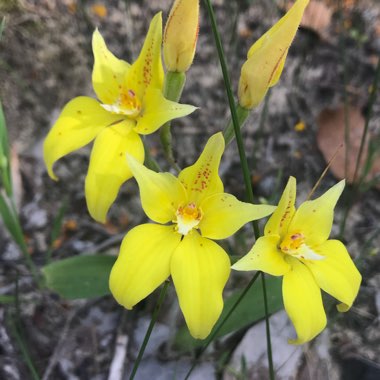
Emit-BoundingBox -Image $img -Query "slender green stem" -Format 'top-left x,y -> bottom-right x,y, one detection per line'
184,271 -> 261,380
9,319 -> 41,380
339,58 -> 380,237
353,59 -> 380,185
129,281 -> 169,380
8,277 -> 41,380
261,272 -> 275,380
0,17 -> 5,41
338,0 -> 350,179
143,140 -> 161,173
203,2 -> 273,379
203,0 -> 260,239
223,105 -> 249,145
160,71 -> 186,172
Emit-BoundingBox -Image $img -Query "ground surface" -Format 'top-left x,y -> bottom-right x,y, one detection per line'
0,0 -> 380,379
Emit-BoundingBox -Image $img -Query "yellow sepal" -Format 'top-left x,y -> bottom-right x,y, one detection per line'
43,96 -> 121,181
85,121 -> 144,223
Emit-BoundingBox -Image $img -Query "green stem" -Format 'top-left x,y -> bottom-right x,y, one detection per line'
353,58 -> 380,185
338,0 -> 350,179
143,140 -> 161,173
129,281 -> 169,380
0,194 -> 41,287
339,58 -> 380,237
160,71 -> 186,172
223,104 -> 249,145
203,0 -> 273,376
261,272 -> 275,380
8,280 -> 41,380
203,0 -> 260,238
184,271 -> 261,380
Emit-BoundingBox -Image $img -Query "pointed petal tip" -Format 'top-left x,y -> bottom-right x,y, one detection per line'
337,303 -> 350,313
149,11 -> 163,32
46,166 -> 59,182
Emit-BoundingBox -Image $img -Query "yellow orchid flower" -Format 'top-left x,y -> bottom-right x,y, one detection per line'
238,0 -> 309,109
43,13 -> 196,223
163,0 -> 200,72
109,133 -> 275,339
233,177 -> 362,344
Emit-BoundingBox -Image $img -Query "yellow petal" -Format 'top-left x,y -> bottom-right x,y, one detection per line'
232,235 -> 290,276
304,240 -> 361,312
178,132 -> 224,205
171,232 -> 230,339
283,257 -> 326,344
110,224 -> 181,309
199,193 -> 275,240
43,96 -> 122,180
264,176 -> 296,239
126,155 -> 187,224
92,29 -> 131,104
85,121 -> 144,223
238,0 -> 309,108
134,88 -> 197,135
125,13 -> 164,100
163,0 -> 200,72
288,180 -> 345,246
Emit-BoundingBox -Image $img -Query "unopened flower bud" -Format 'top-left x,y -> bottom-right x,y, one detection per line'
238,0 -> 309,109
163,0 -> 200,72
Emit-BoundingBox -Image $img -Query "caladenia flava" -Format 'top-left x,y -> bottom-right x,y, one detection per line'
109,133 -> 276,339
233,177 -> 362,344
43,13 -> 196,223
224,0 -> 310,144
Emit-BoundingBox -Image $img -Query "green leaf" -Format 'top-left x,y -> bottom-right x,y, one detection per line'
0,17 -> 5,41
42,255 -> 116,299
0,193 -> 27,251
0,101 -> 12,195
174,276 -> 283,350
0,295 -> 15,304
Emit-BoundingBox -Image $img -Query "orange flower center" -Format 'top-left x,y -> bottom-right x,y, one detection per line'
280,231 -> 324,261
175,203 -> 203,236
101,89 -> 142,118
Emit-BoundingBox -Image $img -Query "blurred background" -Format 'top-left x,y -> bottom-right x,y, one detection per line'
0,0 -> 379,379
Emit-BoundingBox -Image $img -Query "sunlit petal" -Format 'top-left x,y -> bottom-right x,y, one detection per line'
43,96 -> 122,180
232,235 -> 290,276
264,176 -> 296,239
199,193 -> 275,240
178,132 -> 224,204
92,29 -> 131,105
134,88 -> 197,135
125,13 -> 164,99
288,180 -> 345,246
171,232 -> 230,339
110,224 -> 181,309
304,240 -> 361,312
283,257 -> 326,344
127,155 -> 187,224
85,121 -> 144,223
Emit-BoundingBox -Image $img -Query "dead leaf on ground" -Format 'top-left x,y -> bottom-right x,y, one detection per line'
316,107 -> 380,187
283,1 -> 333,40
301,1 -> 333,38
